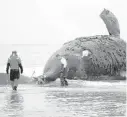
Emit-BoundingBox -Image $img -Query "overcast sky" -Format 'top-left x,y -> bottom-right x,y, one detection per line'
0,0 -> 126,45
0,0 -> 126,76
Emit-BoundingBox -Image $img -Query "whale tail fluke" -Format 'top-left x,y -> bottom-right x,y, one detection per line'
100,8 -> 120,38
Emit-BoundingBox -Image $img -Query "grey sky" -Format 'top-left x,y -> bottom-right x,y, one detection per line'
0,0 -> 126,45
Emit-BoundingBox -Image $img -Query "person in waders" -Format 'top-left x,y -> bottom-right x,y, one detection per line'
56,54 -> 68,86
6,51 -> 23,90
80,50 -> 90,79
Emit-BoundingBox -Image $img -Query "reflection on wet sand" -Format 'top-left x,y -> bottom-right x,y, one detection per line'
0,82 -> 126,117
3,91 -> 24,117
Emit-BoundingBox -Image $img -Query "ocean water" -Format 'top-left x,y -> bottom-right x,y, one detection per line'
0,80 -> 126,117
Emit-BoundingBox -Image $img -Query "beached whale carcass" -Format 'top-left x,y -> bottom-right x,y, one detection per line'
42,9 -> 126,81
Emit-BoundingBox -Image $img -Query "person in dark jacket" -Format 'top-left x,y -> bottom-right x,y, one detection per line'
6,51 -> 23,90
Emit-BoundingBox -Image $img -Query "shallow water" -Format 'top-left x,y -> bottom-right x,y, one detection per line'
0,80 -> 126,117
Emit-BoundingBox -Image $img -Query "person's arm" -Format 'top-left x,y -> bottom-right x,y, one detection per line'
6,59 -> 10,74
19,63 -> 23,74
18,57 -> 23,74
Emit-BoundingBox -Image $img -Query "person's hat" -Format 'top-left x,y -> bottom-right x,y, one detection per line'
12,50 -> 17,54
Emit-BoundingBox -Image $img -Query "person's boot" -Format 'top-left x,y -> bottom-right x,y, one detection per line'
13,86 -> 17,91
15,86 -> 17,90
13,86 -> 15,90
60,79 -> 64,86
64,79 -> 68,86
63,77 -> 68,86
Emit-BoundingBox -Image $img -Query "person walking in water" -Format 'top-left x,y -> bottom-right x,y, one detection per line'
56,54 -> 68,86
6,51 -> 23,90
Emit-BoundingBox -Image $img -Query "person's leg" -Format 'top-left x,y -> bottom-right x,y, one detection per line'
63,68 -> 68,86
60,78 -> 64,86
10,70 -> 15,90
64,77 -> 68,86
13,70 -> 20,90
11,81 -> 14,89
15,79 -> 18,87
60,73 -> 64,86
13,79 -> 18,90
